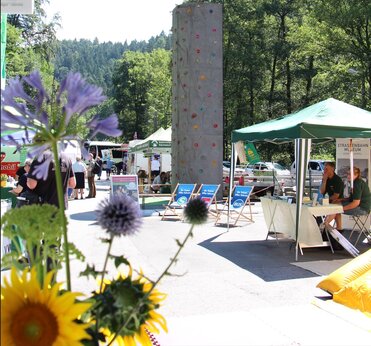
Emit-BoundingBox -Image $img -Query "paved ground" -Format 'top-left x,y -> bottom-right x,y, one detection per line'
62,178 -> 370,345
2,176 -> 370,345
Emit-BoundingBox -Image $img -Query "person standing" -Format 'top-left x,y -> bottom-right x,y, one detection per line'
27,152 -> 76,272
27,152 -> 76,208
11,159 -> 33,199
106,156 -> 114,180
72,156 -> 87,199
151,156 -> 160,180
96,156 -> 103,180
87,153 -> 96,198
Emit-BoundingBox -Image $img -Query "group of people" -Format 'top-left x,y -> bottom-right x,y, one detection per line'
319,162 -> 370,234
11,152 -> 115,204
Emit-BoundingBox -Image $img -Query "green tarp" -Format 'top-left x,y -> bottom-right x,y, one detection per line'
130,127 -> 171,153
232,98 -> 371,143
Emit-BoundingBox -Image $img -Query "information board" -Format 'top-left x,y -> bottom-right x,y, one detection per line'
110,175 -> 139,202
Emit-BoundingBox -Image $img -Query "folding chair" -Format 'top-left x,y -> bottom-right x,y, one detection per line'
215,185 -> 254,226
195,184 -> 220,220
348,212 -> 371,246
161,183 -> 197,221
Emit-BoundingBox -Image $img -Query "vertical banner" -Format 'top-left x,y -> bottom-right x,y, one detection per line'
1,13 -> 7,89
245,142 -> 260,164
336,138 -> 370,230
111,175 -> 139,202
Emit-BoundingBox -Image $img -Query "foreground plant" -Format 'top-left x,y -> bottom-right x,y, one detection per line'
0,71 -> 122,290
77,195 -> 209,345
1,268 -> 91,346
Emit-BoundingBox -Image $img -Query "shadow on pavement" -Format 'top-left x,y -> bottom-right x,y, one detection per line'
69,211 -> 97,221
198,233 -> 369,282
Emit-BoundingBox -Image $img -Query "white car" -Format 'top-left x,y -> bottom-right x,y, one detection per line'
290,160 -> 326,177
245,162 -> 290,176
222,161 -> 246,177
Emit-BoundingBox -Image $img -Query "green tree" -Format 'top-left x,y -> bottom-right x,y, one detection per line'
7,0 -> 60,62
112,49 -> 171,141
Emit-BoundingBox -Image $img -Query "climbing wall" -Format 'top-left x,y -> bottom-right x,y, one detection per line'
172,3 -> 223,188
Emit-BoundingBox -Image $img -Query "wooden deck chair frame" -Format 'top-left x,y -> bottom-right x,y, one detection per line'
215,185 -> 254,226
195,184 -> 220,220
161,183 -> 197,220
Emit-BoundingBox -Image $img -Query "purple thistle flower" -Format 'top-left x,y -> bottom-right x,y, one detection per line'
96,193 -> 142,237
184,198 -> 209,225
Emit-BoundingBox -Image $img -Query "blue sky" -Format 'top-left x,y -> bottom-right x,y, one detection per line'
46,0 -> 181,43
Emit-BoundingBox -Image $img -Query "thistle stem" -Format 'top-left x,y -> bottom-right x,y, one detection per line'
99,234 -> 114,293
51,141 -> 71,290
107,225 -> 195,346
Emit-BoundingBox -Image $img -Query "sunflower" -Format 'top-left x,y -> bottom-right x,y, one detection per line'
1,268 -> 91,346
94,267 -> 167,346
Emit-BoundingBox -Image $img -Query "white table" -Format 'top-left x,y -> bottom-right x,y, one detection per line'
260,197 -> 343,249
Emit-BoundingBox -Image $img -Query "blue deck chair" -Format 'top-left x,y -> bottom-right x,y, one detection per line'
161,183 -> 197,220
215,185 -> 254,226
195,184 -> 220,219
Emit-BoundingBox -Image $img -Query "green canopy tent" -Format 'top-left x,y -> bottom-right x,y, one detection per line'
130,127 -> 171,154
229,98 -> 371,259
130,127 -> 172,182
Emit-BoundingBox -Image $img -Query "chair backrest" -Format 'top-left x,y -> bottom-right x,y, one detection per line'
230,185 -> 253,210
174,184 -> 196,206
198,184 -> 220,207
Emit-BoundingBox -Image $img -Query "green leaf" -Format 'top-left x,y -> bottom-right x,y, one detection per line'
108,254 -> 130,268
80,264 -> 101,279
68,242 -> 85,262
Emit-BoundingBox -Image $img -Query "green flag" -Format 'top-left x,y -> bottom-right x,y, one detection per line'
245,143 -> 260,164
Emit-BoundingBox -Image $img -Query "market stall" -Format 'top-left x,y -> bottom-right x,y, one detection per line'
229,98 -> 371,259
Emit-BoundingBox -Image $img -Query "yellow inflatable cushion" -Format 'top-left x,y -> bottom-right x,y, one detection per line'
333,270 -> 371,314
317,249 -> 371,294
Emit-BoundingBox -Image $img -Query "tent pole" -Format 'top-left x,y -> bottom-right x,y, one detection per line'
294,138 -> 310,261
227,141 -> 235,231
349,139 -> 354,191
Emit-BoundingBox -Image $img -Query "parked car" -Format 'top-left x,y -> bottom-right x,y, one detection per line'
290,160 -> 326,178
222,161 -> 246,177
245,162 -> 290,177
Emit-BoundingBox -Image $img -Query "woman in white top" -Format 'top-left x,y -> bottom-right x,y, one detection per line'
72,157 -> 87,199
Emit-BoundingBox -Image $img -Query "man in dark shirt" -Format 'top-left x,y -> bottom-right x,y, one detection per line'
11,159 -> 32,195
27,152 -> 75,208
26,151 -> 75,272
319,162 -> 344,203
15,165 -> 26,182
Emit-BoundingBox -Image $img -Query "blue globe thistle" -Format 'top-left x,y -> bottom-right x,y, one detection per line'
184,198 -> 209,225
96,193 -> 142,237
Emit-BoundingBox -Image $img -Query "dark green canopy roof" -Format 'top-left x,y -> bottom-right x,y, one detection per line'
232,98 -> 371,143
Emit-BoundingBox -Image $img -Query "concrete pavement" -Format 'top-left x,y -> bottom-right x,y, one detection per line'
62,178 -> 370,345
2,175 -> 369,345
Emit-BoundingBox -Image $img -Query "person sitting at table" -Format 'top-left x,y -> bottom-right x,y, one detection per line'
319,161 -> 344,203
11,159 -> 33,196
151,172 -> 166,193
325,166 -> 370,232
